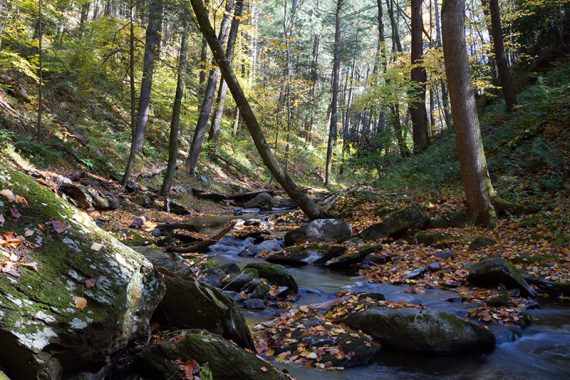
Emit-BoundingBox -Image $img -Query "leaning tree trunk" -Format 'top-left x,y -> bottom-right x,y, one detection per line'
207,0 -> 244,152
186,0 -> 234,176
160,18 -> 190,195
122,0 -> 163,185
325,0 -> 343,187
410,0 -> 430,153
188,0 -> 325,220
442,0 -> 496,227
485,0 -> 517,112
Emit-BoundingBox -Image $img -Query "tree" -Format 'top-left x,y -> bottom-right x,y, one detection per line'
188,0 -> 325,220
484,0 -> 517,112
410,0 -> 430,153
325,0 -> 343,187
122,0 -> 164,185
36,0 -> 43,139
441,0 -> 496,227
186,0 -> 234,177
160,17 -> 190,196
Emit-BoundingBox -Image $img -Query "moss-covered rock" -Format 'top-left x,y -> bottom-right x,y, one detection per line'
360,205 -> 429,241
0,165 -> 165,380
244,263 -> 298,293
283,219 -> 352,246
152,273 -> 254,350
468,236 -> 497,250
265,244 -> 346,266
324,244 -> 383,269
344,308 -> 495,354
142,330 -> 288,380
467,256 -> 537,298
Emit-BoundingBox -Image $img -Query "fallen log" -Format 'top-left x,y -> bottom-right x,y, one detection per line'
152,223 -> 200,236
166,221 -> 236,254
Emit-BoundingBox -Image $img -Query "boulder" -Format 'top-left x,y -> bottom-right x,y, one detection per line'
243,192 -> 274,211
244,263 -> 298,293
142,330 -> 288,380
429,211 -> 468,228
414,231 -> 452,246
433,249 -> 456,260
344,307 -> 495,354
467,256 -> 537,298
202,263 -> 240,288
360,205 -> 430,241
136,246 -> 194,278
163,199 -> 191,216
239,240 -> 284,257
468,236 -> 497,250
284,219 -> 352,246
153,273 -> 254,350
325,244 -> 383,268
266,244 -> 347,266
0,166 -> 164,380
221,268 -> 260,291
58,182 -> 93,209
243,298 -> 265,310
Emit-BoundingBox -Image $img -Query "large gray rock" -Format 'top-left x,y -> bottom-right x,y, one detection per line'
360,205 -> 429,241
344,307 -> 495,354
284,219 -> 352,246
243,192 -> 274,211
136,246 -> 193,277
0,166 -> 165,380
142,330 -> 288,380
244,263 -> 298,293
153,273 -> 254,350
468,256 -> 537,298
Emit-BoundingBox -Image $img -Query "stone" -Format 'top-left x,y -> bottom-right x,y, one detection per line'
404,266 -> 427,279
344,308 -> 495,354
153,274 -> 254,350
427,262 -> 441,272
242,279 -> 271,299
129,215 -> 146,229
0,166 -> 164,380
325,244 -> 383,268
202,263 -> 241,288
136,246 -> 193,278
221,268 -> 260,291
433,249 -> 456,259
124,181 -> 141,193
414,231 -> 451,246
360,205 -> 430,241
266,244 -> 347,266
468,256 -> 537,297
244,263 -> 298,293
243,298 -> 265,310
163,199 -> 191,216
58,182 -> 93,209
243,192 -> 274,211
468,236 -> 497,251
142,330 -> 288,380
429,211 -> 468,228
284,219 -> 352,246
239,240 -> 284,257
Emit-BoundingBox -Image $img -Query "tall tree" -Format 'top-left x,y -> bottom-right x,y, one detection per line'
208,0 -> 244,152
433,0 -> 451,129
484,0 -> 517,112
186,0 -> 234,176
410,0 -> 430,153
188,0 -> 325,220
160,17 -> 190,195
36,0 -> 43,138
325,0 -> 343,187
122,0 -> 163,185
442,0 -> 496,227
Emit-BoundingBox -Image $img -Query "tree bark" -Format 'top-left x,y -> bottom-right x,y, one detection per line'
160,18 -> 190,195
207,0 -> 244,152
122,0 -> 163,185
442,0 -> 496,227
36,0 -> 43,139
410,0 -> 430,153
186,0 -> 234,176
188,0 -> 325,220
485,0 -> 517,112
325,0 -> 343,187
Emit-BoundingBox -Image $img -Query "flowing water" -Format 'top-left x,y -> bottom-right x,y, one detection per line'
180,214 -> 570,379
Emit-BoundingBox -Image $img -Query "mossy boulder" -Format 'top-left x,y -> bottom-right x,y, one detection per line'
152,273 -> 254,350
344,308 -> 495,353
414,231 -> 452,246
284,219 -> 352,246
324,244 -> 383,269
0,165 -> 165,380
468,236 -> 497,250
142,330 -> 288,380
244,263 -> 298,293
467,256 -> 537,298
266,244 -> 346,266
360,205 -> 429,241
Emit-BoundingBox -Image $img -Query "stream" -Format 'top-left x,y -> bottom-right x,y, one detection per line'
162,213 -> 570,379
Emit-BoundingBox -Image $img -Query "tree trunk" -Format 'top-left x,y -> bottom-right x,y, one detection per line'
188,0 -> 325,220
36,0 -> 43,139
325,0 -> 343,187
129,0 -> 136,139
386,0 -> 402,54
410,0 -> 430,153
208,0 -> 244,153
160,18 -> 190,196
433,0 -> 451,129
485,0 -> 517,112
186,0 -> 234,177
441,0 -> 496,227
122,0 -> 163,185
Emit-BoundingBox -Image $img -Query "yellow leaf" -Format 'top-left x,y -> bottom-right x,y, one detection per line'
75,297 -> 88,310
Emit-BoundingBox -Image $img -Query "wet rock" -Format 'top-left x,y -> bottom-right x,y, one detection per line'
153,273 -> 254,350
486,292 -> 510,307
363,252 -> 393,266
433,249 -> 456,260
360,205 -> 430,241
325,244 -> 383,268
243,298 -> 266,310
239,239 -> 284,257
266,244 -> 347,266
163,199 -> 191,215
243,192 -> 274,211
142,330 -> 287,380
223,291 -> 243,303
137,246 -> 193,277
242,279 -> 271,299
404,266 -> 427,279
244,263 -> 298,293
468,256 -> 537,298
468,236 -> 497,250
221,268 -> 260,292
344,307 -> 495,353
427,262 -> 441,272
0,166 -> 164,380
284,219 -> 352,246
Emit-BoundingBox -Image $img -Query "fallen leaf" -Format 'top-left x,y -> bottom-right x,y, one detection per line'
51,219 -> 67,233
74,296 -> 88,310
10,207 -> 21,220
0,214 -> 4,227
21,262 -> 38,271
24,229 -> 34,237
84,278 -> 97,288
260,367 -> 268,372
90,242 -> 103,251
